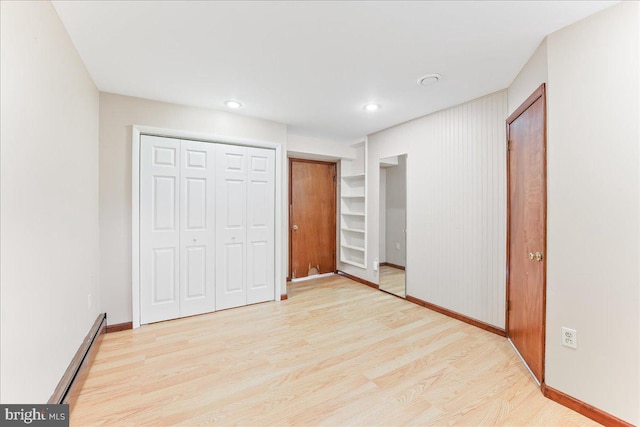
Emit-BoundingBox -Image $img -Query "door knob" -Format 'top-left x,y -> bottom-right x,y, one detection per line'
293,225 -> 299,230
529,252 -> 543,261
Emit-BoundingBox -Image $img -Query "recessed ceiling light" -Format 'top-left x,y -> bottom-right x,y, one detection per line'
417,73 -> 441,87
363,103 -> 381,112
224,100 -> 243,109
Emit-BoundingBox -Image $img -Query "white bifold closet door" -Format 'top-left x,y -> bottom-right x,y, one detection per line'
179,140 -> 216,317
215,145 -> 275,310
246,147 -> 276,305
140,135 -> 216,324
140,135 -> 181,324
140,135 -> 274,324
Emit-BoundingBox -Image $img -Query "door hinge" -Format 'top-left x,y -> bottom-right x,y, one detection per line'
507,140 -> 512,151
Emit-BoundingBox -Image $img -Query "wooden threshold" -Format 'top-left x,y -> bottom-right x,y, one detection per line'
106,321 -> 133,333
337,270 -> 378,289
542,383 -> 634,427
48,313 -> 106,409
406,295 -> 506,337
280,294 -> 288,301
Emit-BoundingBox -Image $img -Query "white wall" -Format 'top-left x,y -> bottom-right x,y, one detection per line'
384,156 -> 406,267
99,93 -> 287,324
545,2 -> 639,424
288,133 -> 356,161
367,91 -> 508,328
508,38 -> 548,115
0,1 -> 100,403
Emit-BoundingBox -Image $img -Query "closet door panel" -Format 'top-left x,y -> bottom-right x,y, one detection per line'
215,144 -> 247,310
179,140 -> 216,317
140,135 -> 181,324
246,148 -> 275,304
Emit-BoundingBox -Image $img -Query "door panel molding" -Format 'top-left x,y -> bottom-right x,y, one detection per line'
505,83 -> 547,384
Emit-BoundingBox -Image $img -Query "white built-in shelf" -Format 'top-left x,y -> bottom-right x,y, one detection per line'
341,244 -> 365,252
341,211 -> 365,217
342,227 -> 365,233
342,173 -> 365,179
341,259 -> 366,269
340,140 -> 368,270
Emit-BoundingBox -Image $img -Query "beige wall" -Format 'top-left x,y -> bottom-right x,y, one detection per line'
366,91 -> 508,328
545,2 -> 639,424
0,1 -> 100,402
508,38 -> 548,115
99,93 -> 288,324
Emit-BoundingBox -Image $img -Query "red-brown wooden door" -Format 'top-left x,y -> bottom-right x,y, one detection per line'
506,84 -> 547,384
289,159 -> 336,279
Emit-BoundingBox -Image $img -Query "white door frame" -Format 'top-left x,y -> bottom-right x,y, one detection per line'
132,125 -> 283,328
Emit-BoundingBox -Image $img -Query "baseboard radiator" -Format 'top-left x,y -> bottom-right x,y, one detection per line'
48,313 -> 107,409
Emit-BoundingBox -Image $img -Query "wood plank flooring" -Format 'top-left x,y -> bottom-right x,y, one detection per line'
72,275 -> 598,426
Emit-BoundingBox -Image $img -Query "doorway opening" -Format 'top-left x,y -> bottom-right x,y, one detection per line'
288,158 -> 337,281
506,84 -> 547,385
378,154 -> 407,298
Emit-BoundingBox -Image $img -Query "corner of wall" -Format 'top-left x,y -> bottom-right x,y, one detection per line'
507,37 -> 548,115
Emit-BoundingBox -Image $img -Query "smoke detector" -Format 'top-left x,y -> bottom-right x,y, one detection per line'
224,100 -> 243,109
417,74 -> 441,87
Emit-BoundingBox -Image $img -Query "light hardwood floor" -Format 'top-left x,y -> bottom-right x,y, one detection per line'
72,275 -> 597,426
379,265 -> 406,297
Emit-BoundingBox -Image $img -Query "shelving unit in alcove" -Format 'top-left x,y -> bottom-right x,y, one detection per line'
340,141 -> 367,268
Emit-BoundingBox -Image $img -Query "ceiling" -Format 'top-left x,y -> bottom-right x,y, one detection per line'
52,1 -> 615,142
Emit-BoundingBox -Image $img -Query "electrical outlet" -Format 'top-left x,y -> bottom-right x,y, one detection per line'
395,243 -> 401,251
373,258 -> 379,271
561,327 -> 577,349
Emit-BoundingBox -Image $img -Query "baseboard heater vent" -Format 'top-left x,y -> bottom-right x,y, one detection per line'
48,313 -> 107,408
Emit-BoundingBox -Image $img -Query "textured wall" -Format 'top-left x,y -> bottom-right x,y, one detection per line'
367,90 -> 508,328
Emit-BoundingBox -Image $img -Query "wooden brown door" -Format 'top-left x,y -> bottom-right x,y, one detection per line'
289,159 -> 336,279
506,84 -> 546,384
